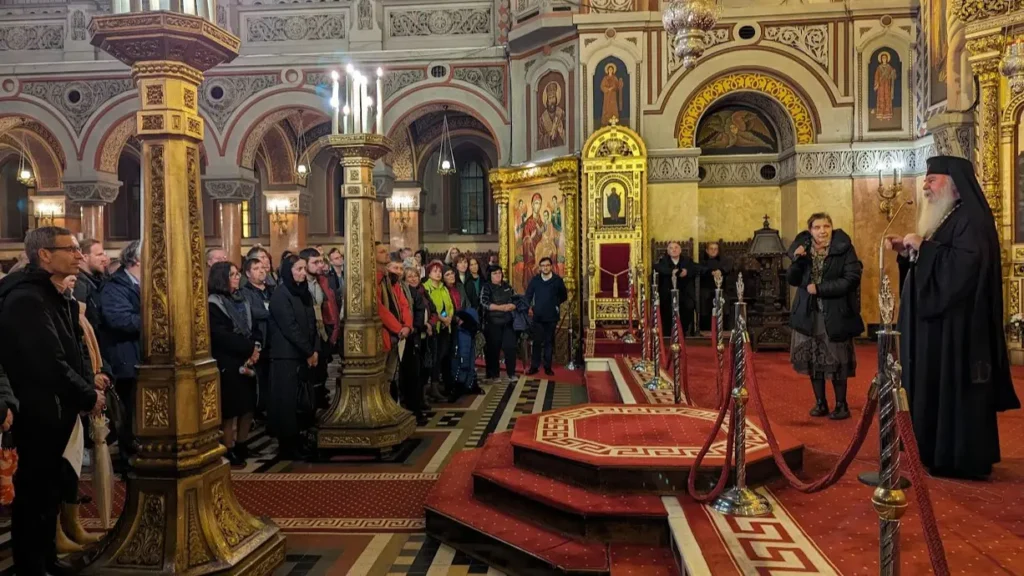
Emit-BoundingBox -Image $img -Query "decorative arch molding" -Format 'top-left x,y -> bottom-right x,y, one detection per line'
0,127 -> 64,191
220,88 -> 327,161
262,123 -> 297,185
677,72 -> 816,147
95,114 -> 136,174
237,106 -> 326,170
415,130 -> 499,179
0,114 -> 68,169
384,87 -> 509,166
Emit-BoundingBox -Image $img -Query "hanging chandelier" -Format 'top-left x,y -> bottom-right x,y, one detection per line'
663,0 -> 721,71
16,133 -> 34,187
437,106 -> 456,176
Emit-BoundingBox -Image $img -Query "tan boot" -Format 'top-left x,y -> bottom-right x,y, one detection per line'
56,515 -> 84,554
63,502 -> 102,545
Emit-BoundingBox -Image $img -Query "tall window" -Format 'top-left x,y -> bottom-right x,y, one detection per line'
108,153 -> 141,240
332,161 -> 345,235
457,160 -> 486,234
242,173 -> 263,238
0,158 -> 30,241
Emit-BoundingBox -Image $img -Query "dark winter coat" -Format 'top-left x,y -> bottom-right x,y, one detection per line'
0,267 -> 98,463
479,281 -> 516,326
73,269 -> 107,331
268,282 -> 319,361
452,308 -> 480,389
98,268 -> 142,380
209,294 -> 260,419
786,229 -> 865,341
241,281 -> 273,352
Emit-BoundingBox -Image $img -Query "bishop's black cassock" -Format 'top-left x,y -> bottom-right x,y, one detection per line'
897,156 -> 1020,479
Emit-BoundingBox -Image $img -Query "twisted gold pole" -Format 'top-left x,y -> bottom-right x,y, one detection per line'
645,269 -> 667,390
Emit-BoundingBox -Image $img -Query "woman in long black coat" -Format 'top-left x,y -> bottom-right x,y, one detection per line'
208,262 -> 261,466
268,254 -> 320,459
787,213 -> 864,420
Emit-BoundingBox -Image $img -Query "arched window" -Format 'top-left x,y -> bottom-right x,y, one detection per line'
0,157 -> 30,241
455,160 -> 486,234
108,152 -> 141,241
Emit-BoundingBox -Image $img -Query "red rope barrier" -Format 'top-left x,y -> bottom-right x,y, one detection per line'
686,343 -> 735,503
895,409 -> 950,576
745,343 -> 879,493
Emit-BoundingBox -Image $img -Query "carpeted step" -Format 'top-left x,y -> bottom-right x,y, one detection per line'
472,433 -> 669,544
609,543 -> 681,576
584,370 -> 621,403
426,449 -> 610,575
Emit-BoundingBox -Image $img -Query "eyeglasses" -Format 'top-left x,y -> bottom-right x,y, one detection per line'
45,246 -> 83,254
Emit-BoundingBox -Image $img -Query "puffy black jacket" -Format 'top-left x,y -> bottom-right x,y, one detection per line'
787,229 -> 865,341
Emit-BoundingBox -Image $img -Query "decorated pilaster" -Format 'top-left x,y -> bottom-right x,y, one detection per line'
489,176 -> 511,275
65,179 -> 120,241
316,133 -> 416,450
85,12 -> 284,574
204,177 -> 257,266
965,31 -> 1006,236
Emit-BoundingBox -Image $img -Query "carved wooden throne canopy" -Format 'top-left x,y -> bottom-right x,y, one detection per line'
582,121 -> 648,328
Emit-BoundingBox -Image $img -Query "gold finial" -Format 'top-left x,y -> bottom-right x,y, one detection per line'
608,116 -> 619,127
736,272 -> 744,302
879,274 -> 894,325
713,269 -> 723,289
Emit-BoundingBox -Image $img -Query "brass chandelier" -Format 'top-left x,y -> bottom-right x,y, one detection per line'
662,0 -> 721,70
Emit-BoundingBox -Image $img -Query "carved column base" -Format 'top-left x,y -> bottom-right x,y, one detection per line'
76,459 -> 284,575
317,352 -> 416,450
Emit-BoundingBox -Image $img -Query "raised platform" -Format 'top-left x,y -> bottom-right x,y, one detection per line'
425,353 -> 806,575
510,404 -> 803,493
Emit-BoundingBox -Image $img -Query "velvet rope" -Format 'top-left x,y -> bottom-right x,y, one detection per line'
745,343 -> 879,493
894,409 -> 950,576
686,343 -> 736,503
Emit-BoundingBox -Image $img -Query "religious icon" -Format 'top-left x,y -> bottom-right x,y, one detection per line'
537,72 -> 566,150
929,0 -> 947,105
696,106 -> 778,155
602,182 -> 626,226
868,47 -> 903,132
593,56 -> 630,129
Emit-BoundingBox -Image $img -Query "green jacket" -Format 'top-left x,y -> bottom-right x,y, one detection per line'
424,279 -> 455,332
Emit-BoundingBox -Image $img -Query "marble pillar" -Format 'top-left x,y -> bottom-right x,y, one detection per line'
86,12 -> 284,574
65,179 -> 120,242
203,178 -> 256,266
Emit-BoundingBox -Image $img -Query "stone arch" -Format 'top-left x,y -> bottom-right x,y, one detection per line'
385,101 -> 501,182
219,88 -> 329,161
0,117 -> 67,191
261,123 -> 297,185
694,92 -> 796,153
95,114 -> 136,174
0,101 -> 76,171
237,107 -> 326,170
384,85 -> 509,165
677,71 -> 817,148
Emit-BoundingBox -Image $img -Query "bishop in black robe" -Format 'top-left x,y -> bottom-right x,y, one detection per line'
655,242 -> 698,337
891,156 -> 1020,479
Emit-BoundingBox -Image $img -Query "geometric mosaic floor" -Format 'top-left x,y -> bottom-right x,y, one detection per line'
0,371 -> 588,576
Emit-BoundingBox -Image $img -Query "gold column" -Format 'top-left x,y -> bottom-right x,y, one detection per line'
86,13 -> 284,574
491,180 -> 511,275
317,134 -> 416,450
966,32 -> 1007,237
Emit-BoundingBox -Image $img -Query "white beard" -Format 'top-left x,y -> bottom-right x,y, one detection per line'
917,186 -> 957,238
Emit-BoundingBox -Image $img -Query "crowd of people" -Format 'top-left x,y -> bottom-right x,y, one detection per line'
0,235 -> 567,573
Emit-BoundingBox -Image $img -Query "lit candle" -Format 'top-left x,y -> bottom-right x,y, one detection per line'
360,76 -> 369,133
343,105 -> 350,135
330,70 -> 340,135
365,97 -> 374,134
346,64 -> 356,132
376,67 -> 384,135
353,75 -> 362,134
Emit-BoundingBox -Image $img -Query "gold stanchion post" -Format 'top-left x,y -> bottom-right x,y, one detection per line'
83,11 -> 285,574
711,273 -> 772,517
632,266 -> 652,372
670,278 -> 682,404
713,270 -> 726,388
623,267 -> 637,343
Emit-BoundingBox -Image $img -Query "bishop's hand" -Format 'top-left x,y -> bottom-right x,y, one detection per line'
902,233 -> 923,252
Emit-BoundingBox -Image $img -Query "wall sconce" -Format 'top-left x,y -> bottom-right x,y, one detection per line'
385,193 -> 418,233
34,198 -> 64,226
876,162 -> 903,221
267,197 -> 292,235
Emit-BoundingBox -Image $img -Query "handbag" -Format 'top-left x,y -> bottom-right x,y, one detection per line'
294,365 -> 316,415
105,386 -> 126,445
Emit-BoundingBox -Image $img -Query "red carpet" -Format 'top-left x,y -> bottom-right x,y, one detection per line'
584,369 -> 622,403
585,326 -> 643,357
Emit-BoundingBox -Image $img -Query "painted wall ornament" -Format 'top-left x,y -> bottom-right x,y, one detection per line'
594,56 -> 629,128
537,71 -> 566,151
869,47 -> 903,131
696,105 -> 778,155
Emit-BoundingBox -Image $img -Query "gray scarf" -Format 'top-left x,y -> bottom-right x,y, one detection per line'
208,293 -> 252,339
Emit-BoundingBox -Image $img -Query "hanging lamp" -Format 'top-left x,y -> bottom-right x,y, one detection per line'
437,106 -> 456,176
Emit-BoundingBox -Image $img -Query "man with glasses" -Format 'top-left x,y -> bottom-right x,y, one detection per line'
0,227 -> 105,575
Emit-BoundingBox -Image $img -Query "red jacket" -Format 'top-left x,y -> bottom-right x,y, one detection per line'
377,270 -> 411,351
316,274 -> 341,345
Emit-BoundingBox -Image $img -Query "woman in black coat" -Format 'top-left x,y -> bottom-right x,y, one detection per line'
268,254 -> 320,459
787,213 -> 865,420
208,262 -> 261,466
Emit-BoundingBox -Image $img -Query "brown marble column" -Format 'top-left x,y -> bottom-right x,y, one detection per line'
65,180 -> 120,242
265,190 -> 309,262
204,178 -> 256,267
